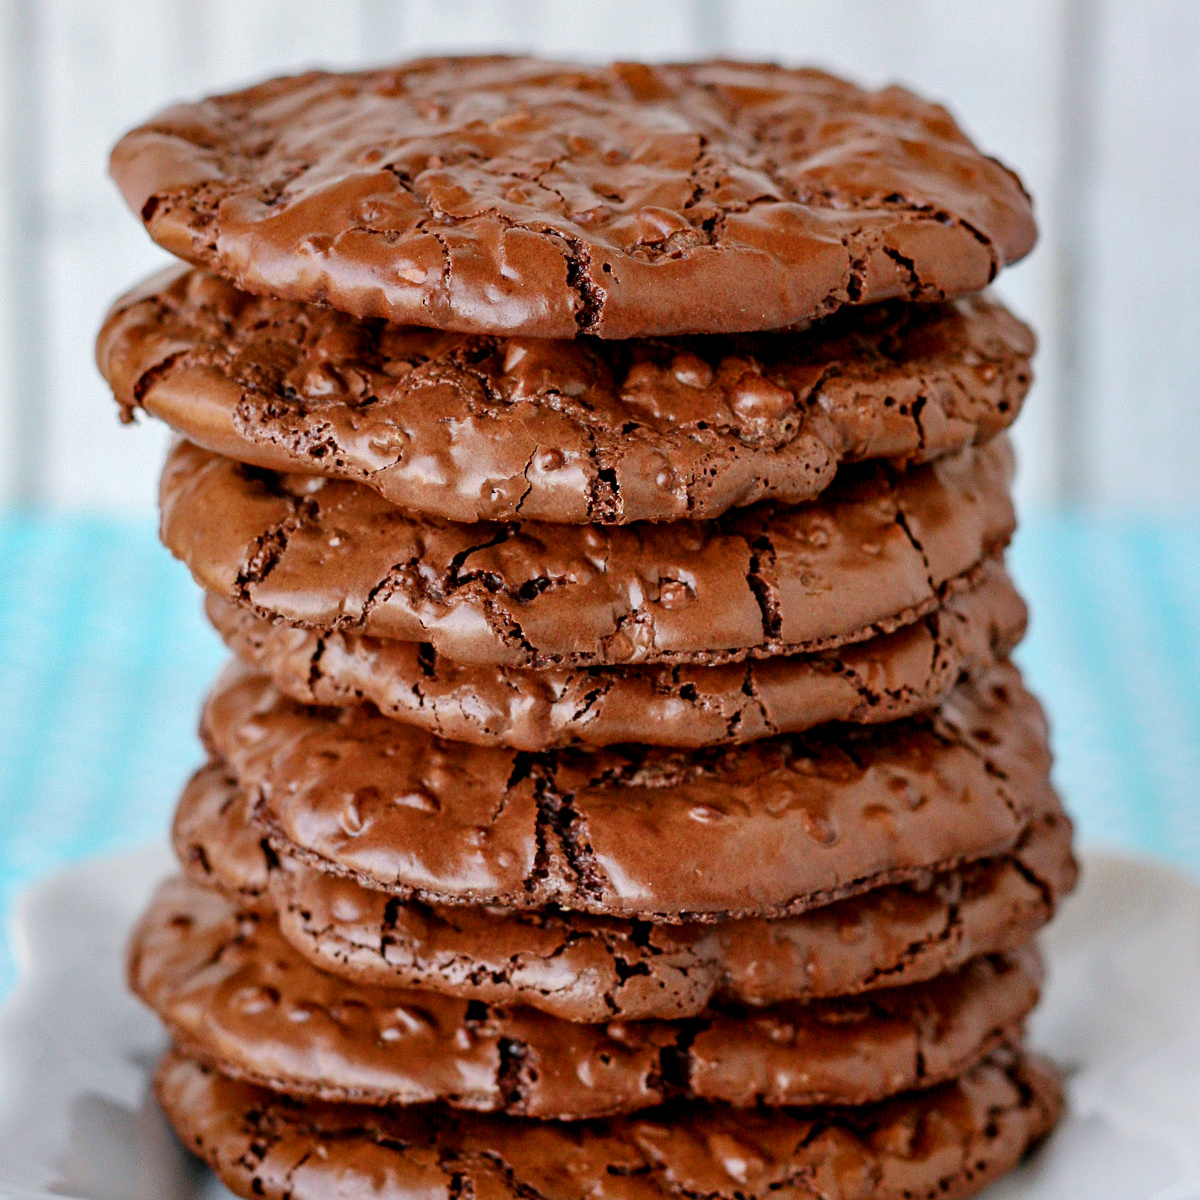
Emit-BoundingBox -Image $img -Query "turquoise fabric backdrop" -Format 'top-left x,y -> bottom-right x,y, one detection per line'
0,512 -> 1197,995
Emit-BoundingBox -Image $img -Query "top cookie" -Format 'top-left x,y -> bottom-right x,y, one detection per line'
110,58 -> 1036,339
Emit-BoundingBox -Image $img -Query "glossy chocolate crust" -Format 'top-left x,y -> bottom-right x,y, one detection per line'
131,876 -> 1040,1117
157,1048 -> 1062,1200
200,660 -> 1057,920
175,762 -> 1075,1021
100,266 -> 1032,524
173,761 -> 275,902
161,436 -> 1015,668
207,561 -> 1026,749
110,58 -> 1035,340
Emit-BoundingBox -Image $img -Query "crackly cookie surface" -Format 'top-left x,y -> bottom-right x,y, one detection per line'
111,58 -> 1035,340
206,560 -> 1026,749
161,436 -> 1014,668
157,1048 -> 1062,1200
100,266 -> 1032,524
175,762 -> 1075,1021
199,660 -> 1057,920
131,876 -> 1040,1117
172,761 -> 276,902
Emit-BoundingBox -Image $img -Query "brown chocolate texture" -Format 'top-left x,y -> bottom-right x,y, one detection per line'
99,266 -> 1032,524
173,761 -> 275,903
111,59 -> 1035,340
131,876 -> 1040,1117
156,1048 -> 1062,1200
175,762 -> 1075,1021
205,560 -> 1026,749
161,436 -> 1015,667
199,661 -> 1058,920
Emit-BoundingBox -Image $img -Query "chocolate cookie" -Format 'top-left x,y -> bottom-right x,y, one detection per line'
200,660 -> 1057,920
131,876 -> 1040,1117
111,59 -> 1035,340
100,266 -> 1032,524
175,765 -> 1074,1021
161,436 -> 1015,667
172,760 -> 275,902
156,1047 -> 1062,1200
206,561 -> 1025,749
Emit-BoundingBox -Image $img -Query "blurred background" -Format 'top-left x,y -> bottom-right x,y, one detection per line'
0,0 -> 1196,990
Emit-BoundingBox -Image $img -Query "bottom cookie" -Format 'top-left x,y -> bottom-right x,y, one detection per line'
157,1047 -> 1062,1200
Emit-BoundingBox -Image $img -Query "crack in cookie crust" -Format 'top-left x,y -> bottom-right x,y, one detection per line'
172,759 -> 1075,1021
111,58 -> 1036,340
130,876 -> 1044,1118
160,437 -> 1015,668
99,266 -> 1033,523
155,1047 -> 1063,1200
197,661 -> 1060,921
205,559 -> 1027,749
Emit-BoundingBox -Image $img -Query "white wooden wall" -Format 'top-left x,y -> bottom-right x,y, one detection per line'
0,0 -> 1196,511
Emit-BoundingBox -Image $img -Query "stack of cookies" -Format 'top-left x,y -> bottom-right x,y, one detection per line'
98,58 -> 1075,1200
